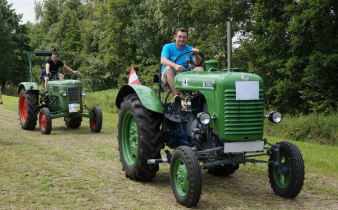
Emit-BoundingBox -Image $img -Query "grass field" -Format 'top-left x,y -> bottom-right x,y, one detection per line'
0,95 -> 337,209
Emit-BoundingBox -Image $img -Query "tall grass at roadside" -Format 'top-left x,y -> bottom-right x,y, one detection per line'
264,113 -> 338,146
84,89 -> 119,113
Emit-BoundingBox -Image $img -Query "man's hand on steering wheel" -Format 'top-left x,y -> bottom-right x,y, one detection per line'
191,48 -> 200,55
174,64 -> 186,72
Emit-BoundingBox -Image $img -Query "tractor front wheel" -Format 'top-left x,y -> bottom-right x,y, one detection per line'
18,89 -> 38,130
170,146 -> 202,208
39,107 -> 52,134
90,106 -> 102,133
118,94 -> 162,181
268,141 -> 304,198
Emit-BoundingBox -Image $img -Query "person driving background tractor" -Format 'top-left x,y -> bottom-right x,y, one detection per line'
41,50 -> 78,91
160,27 -> 204,96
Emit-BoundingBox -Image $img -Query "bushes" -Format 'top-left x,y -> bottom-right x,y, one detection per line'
265,113 -> 338,146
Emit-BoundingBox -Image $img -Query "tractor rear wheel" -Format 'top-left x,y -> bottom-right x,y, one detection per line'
170,146 -> 202,208
207,164 -> 239,176
118,94 -> 162,181
18,89 -> 38,130
65,116 -> 82,129
39,107 -> 52,134
90,106 -> 102,133
268,141 -> 304,198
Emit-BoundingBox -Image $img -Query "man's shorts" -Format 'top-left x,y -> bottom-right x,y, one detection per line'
40,69 -> 60,80
161,67 -> 177,91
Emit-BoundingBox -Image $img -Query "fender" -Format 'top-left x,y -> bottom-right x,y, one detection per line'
18,82 -> 39,93
116,84 -> 163,114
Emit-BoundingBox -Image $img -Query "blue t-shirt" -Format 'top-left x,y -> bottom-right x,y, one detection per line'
161,42 -> 194,73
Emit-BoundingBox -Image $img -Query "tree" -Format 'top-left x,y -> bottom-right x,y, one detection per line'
238,0 -> 338,114
0,0 -> 30,87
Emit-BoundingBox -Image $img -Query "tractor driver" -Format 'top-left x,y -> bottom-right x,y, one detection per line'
160,27 -> 204,96
42,50 -> 78,91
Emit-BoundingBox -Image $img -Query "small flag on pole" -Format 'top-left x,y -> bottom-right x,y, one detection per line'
128,66 -> 141,85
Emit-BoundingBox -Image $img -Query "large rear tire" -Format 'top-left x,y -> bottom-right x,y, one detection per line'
170,146 -> 202,208
118,94 -> 162,181
90,106 -> 102,133
268,141 -> 304,198
18,89 -> 38,130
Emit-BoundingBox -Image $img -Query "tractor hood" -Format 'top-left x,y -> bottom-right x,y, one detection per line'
48,79 -> 82,87
174,71 -> 263,91
175,71 -> 265,142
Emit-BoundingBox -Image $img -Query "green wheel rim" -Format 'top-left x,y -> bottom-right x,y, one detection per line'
272,153 -> 291,188
173,159 -> 189,197
122,111 -> 138,166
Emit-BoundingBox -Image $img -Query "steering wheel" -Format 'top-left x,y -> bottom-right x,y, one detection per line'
173,51 -> 205,72
64,72 -> 81,80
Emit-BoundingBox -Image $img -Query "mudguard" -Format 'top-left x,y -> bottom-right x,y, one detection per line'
116,84 -> 163,114
18,82 -> 39,93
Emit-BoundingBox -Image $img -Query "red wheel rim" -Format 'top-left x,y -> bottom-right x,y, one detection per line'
40,113 -> 46,131
19,95 -> 27,123
90,113 -> 97,129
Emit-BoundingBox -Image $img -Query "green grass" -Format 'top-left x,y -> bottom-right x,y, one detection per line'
265,113 -> 338,145
84,89 -> 119,113
1,94 -> 338,208
1,94 -> 18,112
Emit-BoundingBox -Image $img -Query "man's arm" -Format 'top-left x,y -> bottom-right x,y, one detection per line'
46,63 -> 50,75
63,65 -> 78,74
192,48 -> 203,66
161,57 -> 185,72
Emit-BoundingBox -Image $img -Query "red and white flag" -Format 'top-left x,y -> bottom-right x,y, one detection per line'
128,66 -> 141,85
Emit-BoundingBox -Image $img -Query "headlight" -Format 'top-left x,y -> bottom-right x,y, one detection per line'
197,112 -> 211,125
60,90 -> 67,97
266,111 -> 283,123
81,90 -> 86,96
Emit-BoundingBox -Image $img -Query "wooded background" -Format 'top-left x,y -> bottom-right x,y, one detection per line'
1,0 -> 337,114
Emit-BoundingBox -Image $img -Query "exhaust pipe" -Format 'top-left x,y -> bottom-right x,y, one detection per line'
227,21 -> 232,72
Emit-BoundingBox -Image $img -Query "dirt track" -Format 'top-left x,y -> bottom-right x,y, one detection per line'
0,107 -> 337,209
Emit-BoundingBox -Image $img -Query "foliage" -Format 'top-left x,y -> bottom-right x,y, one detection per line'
239,0 -> 338,114
0,0 -> 30,87
4,0 -> 336,115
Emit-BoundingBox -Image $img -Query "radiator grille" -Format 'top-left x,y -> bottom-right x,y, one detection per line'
67,86 -> 80,103
224,89 -> 264,136
52,86 -> 59,93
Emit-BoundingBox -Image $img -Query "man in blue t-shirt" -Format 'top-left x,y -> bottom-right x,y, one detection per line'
161,27 -> 203,95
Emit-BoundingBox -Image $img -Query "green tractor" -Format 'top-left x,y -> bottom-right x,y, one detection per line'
18,51 -> 102,134
115,49 -> 305,207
